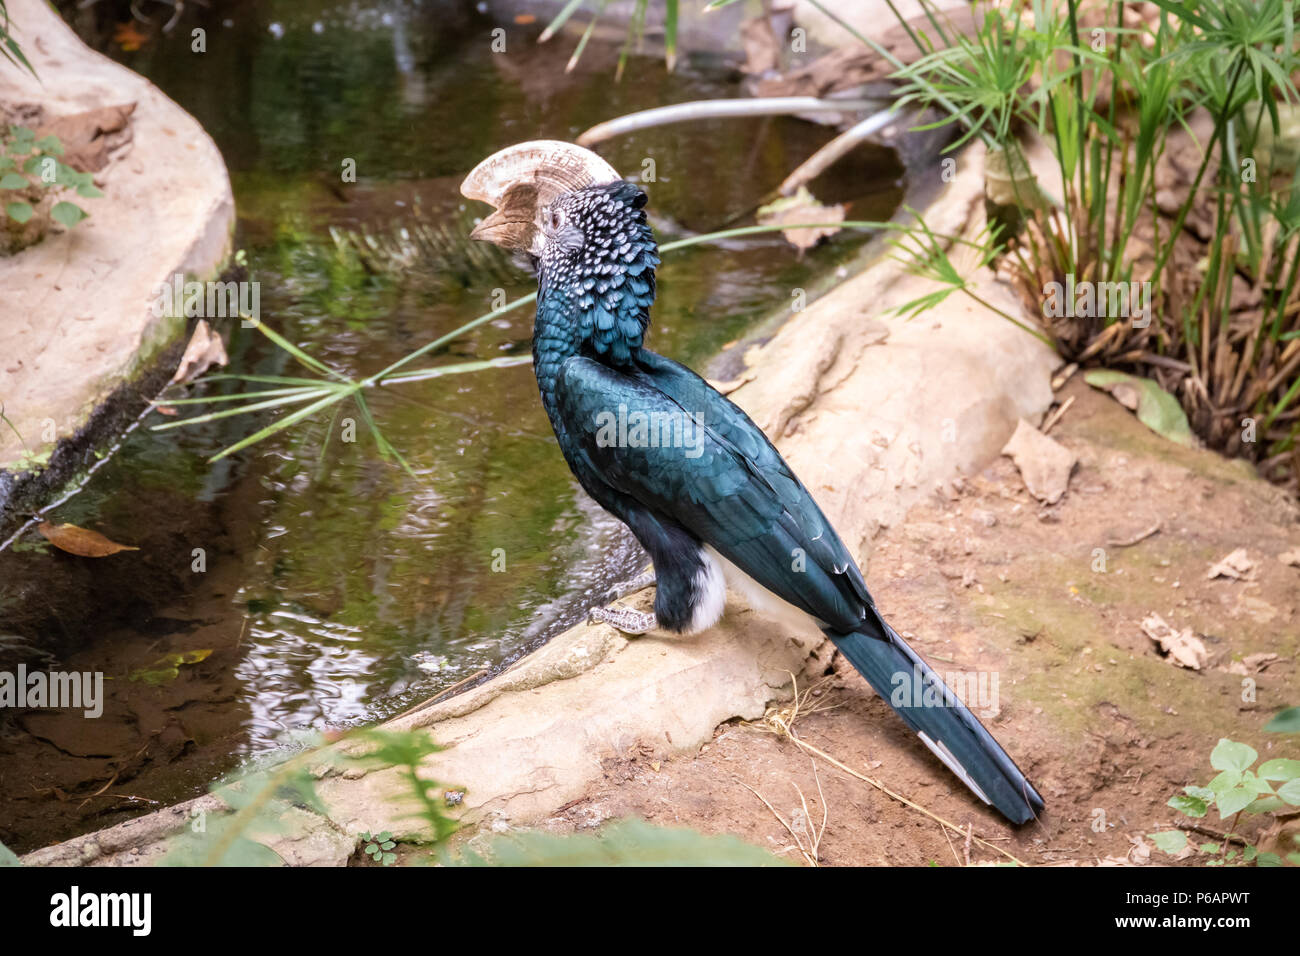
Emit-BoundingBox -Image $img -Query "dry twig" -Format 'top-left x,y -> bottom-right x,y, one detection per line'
748,671 -> 1030,866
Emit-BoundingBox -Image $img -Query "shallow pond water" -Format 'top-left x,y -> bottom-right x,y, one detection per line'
0,0 -> 902,852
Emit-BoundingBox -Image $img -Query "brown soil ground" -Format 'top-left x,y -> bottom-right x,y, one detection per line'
536,380 -> 1300,866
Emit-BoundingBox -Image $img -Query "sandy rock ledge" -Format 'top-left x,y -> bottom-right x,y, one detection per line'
0,0 -> 235,532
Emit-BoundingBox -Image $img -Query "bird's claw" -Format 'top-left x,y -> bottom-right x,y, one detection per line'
587,604 -> 658,636
600,567 -> 656,604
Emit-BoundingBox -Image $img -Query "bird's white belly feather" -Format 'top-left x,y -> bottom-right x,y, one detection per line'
695,544 -> 816,635
685,547 -> 728,634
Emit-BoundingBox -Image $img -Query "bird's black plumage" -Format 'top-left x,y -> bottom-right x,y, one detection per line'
522,179 -> 1043,824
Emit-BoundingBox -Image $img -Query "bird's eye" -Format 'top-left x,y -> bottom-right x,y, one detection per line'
544,207 -> 562,232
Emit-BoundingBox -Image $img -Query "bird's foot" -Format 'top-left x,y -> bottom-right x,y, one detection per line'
588,604 -> 658,636
601,567 -> 656,604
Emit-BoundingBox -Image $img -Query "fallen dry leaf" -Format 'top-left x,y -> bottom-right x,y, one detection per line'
1207,547 -> 1253,581
1141,613 -> 1207,670
1224,653 -> 1279,676
1099,834 -> 1153,866
740,14 -> 781,75
38,521 -> 139,557
757,186 -> 845,254
1000,418 -> 1077,504
129,649 -> 213,685
1244,652 -> 1280,672
1126,834 -> 1152,865
36,103 -> 136,173
170,319 -> 229,385
1109,382 -> 1140,410
112,21 -> 149,53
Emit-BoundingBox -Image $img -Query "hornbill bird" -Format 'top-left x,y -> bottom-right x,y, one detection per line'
462,141 -> 1044,825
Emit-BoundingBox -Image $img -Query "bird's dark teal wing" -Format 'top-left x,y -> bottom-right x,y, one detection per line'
556,353 -> 871,631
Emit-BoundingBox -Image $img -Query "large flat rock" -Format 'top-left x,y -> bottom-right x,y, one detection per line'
0,0 -> 234,499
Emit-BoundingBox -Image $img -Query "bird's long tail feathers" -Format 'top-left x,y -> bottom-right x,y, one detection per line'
827,618 -> 1044,825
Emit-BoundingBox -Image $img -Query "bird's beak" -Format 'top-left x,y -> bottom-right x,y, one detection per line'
461,140 -> 621,256
466,182 -> 541,255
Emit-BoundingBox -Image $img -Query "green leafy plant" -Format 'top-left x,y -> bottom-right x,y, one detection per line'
1,125 -> 100,254
443,818 -> 789,867
1266,707 -> 1300,733
361,830 -> 397,866
351,728 -> 458,843
161,734 -> 341,866
156,727 -> 451,866
886,210 -> 1052,344
870,0 -> 1300,489
1150,737 -> 1300,866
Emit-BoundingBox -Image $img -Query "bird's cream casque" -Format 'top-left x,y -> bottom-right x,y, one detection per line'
460,141 -> 620,257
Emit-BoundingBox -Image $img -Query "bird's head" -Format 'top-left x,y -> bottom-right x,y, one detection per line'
462,141 -> 660,363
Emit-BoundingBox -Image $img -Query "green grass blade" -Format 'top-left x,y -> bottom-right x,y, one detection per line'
369,293 -> 537,383
539,0 -> 586,43
354,392 -> 416,479
151,386 -> 325,406
248,318 -> 350,382
209,388 -> 358,462
193,373 -> 345,388
664,0 -> 678,72
567,0 -> 608,72
379,355 -> 533,387
151,389 -> 335,431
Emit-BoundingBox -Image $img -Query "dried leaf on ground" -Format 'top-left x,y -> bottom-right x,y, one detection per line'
1207,548 -> 1253,581
1141,613 -> 1207,670
170,319 -> 229,385
1099,834 -> 1153,866
1000,418 -> 1076,504
739,15 -> 781,75
35,103 -> 136,173
1227,653 -> 1281,676
1244,652 -> 1280,671
37,521 -> 139,557
757,186 -> 844,254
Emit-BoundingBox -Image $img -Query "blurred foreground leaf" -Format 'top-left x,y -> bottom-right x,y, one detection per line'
446,818 -> 790,867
